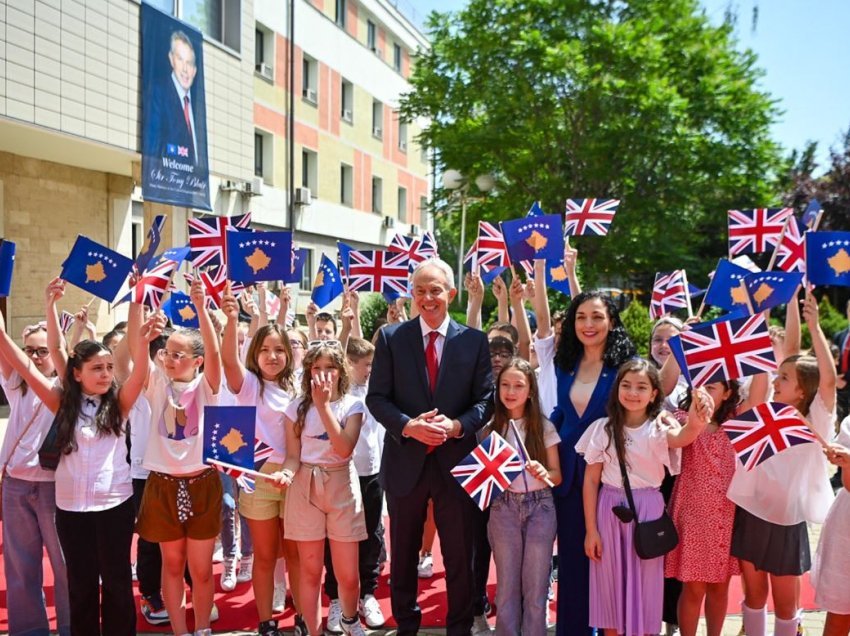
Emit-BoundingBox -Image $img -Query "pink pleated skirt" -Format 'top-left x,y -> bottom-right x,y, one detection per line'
589,484 -> 665,636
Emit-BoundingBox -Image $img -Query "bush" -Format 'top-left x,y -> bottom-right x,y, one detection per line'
620,300 -> 653,358
359,293 -> 389,341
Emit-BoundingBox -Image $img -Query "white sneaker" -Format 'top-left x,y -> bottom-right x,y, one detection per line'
417,552 -> 433,578
212,538 -> 224,563
220,557 -> 237,592
236,554 -> 254,583
209,602 -> 219,623
359,593 -> 385,628
340,615 -> 367,636
272,579 -> 287,614
472,614 -> 491,635
326,598 -> 343,634
131,561 -> 137,581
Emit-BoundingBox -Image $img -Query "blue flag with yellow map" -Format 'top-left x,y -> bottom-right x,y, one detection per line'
545,261 -> 572,297
202,406 -> 257,471
501,214 -> 564,264
60,235 -> 134,302
743,271 -> 804,313
806,231 -> 850,287
704,258 -> 751,314
312,253 -> 344,308
225,230 -> 292,283
0,240 -> 16,297
161,291 -> 200,328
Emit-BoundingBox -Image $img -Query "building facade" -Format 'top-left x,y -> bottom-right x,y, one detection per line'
0,0 -> 430,337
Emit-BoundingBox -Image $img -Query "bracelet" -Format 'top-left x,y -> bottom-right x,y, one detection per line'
279,468 -> 294,482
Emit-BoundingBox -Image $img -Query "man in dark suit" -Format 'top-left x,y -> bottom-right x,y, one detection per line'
367,259 -> 493,636
833,300 -> 850,488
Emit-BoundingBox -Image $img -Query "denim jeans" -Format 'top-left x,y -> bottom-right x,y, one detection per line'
220,472 -> 252,558
487,489 -> 557,636
2,476 -> 71,636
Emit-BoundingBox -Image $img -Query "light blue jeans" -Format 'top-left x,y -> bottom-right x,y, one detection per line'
220,472 -> 252,558
487,488 -> 557,636
2,476 -> 70,636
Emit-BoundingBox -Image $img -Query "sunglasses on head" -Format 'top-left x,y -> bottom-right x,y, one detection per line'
307,339 -> 343,351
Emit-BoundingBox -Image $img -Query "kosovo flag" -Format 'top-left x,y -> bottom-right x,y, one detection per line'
60,235 -> 134,302
481,266 -> 507,285
545,261 -> 572,297
704,258 -> 751,313
337,241 -> 355,278
202,406 -> 257,471
161,291 -> 200,328
501,215 -> 564,264
744,271 -> 804,313
226,230 -> 292,283
802,199 -> 822,229
806,231 -> 850,287
134,215 -> 166,273
282,247 -> 308,284
526,201 -> 544,217
0,240 -> 16,297
312,253 -> 344,308
152,244 -> 191,268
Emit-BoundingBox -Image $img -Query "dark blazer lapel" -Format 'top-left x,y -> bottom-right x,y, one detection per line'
434,320 -> 461,394
406,320 -> 431,396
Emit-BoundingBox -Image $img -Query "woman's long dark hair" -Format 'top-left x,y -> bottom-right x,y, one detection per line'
603,359 -> 664,467
555,291 -> 636,372
491,358 -> 548,467
55,340 -> 124,454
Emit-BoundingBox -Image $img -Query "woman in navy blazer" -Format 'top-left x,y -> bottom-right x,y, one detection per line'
550,291 -> 636,636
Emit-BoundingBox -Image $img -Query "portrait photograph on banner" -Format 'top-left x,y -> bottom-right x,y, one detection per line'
140,2 -> 211,210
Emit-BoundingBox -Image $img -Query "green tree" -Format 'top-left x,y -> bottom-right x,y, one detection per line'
359,293 -> 388,341
404,0 -> 783,291
620,300 -> 654,358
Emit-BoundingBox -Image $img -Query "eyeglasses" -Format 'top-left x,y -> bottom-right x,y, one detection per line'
288,340 -> 305,350
23,347 -> 50,359
158,350 -> 193,362
307,339 -> 343,351
490,351 -> 513,362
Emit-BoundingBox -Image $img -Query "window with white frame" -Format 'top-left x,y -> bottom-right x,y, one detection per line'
398,187 -> 408,223
254,130 -> 273,182
182,0 -> 242,52
372,177 -> 383,213
340,164 -> 353,207
302,56 -> 318,104
393,43 -> 402,72
299,250 -> 314,291
372,100 -> 383,139
398,120 -> 408,152
341,79 -> 353,123
302,149 -> 318,194
255,23 -> 274,80
367,20 -> 376,52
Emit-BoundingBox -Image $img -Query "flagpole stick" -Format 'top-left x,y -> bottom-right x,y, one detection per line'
766,214 -> 792,271
812,210 -> 824,232
695,298 -> 706,320
85,296 -> 96,309
205,459 -> 279,482
680,269 -> 693,318
740,279 -> 755,315
508,419 -> 555,488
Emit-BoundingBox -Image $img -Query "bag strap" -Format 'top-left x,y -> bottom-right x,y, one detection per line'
2,402 -> 44,478
615,442 -> 639,520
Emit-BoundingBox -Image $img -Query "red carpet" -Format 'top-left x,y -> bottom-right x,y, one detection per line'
0,519 -> 818,632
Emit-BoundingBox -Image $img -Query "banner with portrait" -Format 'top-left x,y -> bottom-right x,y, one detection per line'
141,2 -> 211,210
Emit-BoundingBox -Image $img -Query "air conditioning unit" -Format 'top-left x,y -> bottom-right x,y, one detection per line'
383,216 -> 395,229
409,224 -> 420,236
398,140 -> 407,152
219,179 -> 238,192
303,88 -> 317,103
342,108 -> 353,122
372,127 -> 382,138
243,176 -> 263,196
295,187 -> 312,205
255,62 -> 273,80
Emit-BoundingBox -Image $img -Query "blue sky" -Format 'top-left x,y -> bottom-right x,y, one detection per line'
399,0 -> 850,170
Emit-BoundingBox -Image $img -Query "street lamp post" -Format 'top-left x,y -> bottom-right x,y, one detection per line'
442,170 -> 494,304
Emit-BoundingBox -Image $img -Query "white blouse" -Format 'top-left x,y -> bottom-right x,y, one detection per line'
55,394 -> 133,512
350,382 -> 384,477
284,394 -> 365,465
576,416 -> 681,489
232,371 -> 293,464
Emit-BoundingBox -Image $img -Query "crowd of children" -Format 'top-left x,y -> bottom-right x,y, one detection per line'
1,243 -> 850,636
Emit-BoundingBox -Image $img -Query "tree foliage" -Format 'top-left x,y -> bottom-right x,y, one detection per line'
620,299 -> 654,358
403,0 -> 784,291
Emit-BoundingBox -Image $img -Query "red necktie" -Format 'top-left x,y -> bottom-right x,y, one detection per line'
183,95 -> 194,140
426,331 -> 439,393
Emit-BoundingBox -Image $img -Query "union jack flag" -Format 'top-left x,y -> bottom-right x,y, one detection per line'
773,215 -> 807,276
187,213 -> 252,268
668,312 -> 776,387
59,311 -> 75,334
132,259 -> 179,309
191,266 -> 244,309
220,440 -> 275,493
727,208 -> 793,256
346,249 -> 410,296
450,432 -> 525,510
650,270 -> 690,320
564,198 -> 620,237
388,231 -> 438,266
722,402 -> 817,471
472,221 -> 510,270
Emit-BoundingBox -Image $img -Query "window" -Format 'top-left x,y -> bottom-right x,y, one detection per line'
419,196 -> 428,218
255,29 -> 264,66
372,177 -> 383,213
372,100 -> 383,138
398,187 -> 408,223
254,133 -> 264,177
302,149 -> 318,193
299,250 -> 314,291
254,23 -> 273,79
341,79 -> 353,123
398,120 -> 408,152
302,56 -> 318,104
393,43 -> 402,72
367,20 -> 376,51
131,201 -> 144,259
182,0 -> 241,52
146,0 -> 175,14
335,0 -> 346,28
340,164 -> 353,207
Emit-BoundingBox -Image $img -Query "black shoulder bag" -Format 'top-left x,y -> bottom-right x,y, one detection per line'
615,448 -> 678,560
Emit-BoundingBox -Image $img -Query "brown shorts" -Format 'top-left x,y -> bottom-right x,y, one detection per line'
283,461 -> 367,543
136,469 -> 223,542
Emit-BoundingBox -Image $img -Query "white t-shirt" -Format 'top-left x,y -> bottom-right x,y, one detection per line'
727,392 -> 835,525
350,382 -> 383,477
128,396 -> 152,480
232,371 -> 293,464
575,416 -> 681,489
55,394 -> 133,512
284,394 -> 365,465
534,333 -> 558,419
663,374 -> 689,412
499,416 -> 560,493
0,371 -> 60,482
142,366 -> 219,476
